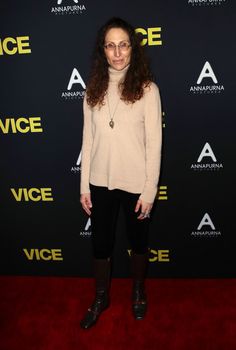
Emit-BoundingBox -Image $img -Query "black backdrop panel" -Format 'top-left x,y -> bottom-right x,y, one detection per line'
1,0 -> 235,277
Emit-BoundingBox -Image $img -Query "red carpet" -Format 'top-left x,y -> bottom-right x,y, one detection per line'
0,276 -> 236,350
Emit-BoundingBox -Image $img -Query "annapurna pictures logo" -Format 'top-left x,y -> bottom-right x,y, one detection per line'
61,68 -> 86,100
80,218 -> 92,237
191,213 -> 221,237
51,0 -> 86,15
191,142 -> 223,171
188,0 -> 226,6
71,151 -> 81,173
190,61 -> 224,94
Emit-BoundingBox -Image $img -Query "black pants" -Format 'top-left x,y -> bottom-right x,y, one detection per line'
90,184 -> 150,259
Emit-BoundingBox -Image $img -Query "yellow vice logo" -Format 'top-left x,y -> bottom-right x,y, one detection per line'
157,186 -> 168,200
23,249 -> 63,261
0,36 -> 31,55
0,117 -> 43,134
135,27 -> 162,46
11,188 -> 54,202
128,249 -> 170,262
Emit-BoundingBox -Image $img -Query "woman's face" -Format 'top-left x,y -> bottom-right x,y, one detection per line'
104,27 -> 132,71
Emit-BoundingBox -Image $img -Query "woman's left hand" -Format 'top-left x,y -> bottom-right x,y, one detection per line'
135,199 -> 153,220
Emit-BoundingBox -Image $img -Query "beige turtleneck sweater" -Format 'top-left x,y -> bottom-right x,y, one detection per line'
80,65 -> 162,203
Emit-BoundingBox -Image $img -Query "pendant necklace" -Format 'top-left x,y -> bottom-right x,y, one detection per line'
107,93 -> 120,129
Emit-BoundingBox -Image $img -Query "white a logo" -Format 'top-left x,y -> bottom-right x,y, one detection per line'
85,218 -> 91,231
197,61 -> 218,85
197,142 -> 217,163
76,151 -> 82,166
67,68 -> 86,90
57,0 -> 78,4
197,213 -> 215,231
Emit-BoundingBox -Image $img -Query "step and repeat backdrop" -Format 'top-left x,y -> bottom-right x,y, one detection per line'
1,0 -> 235,278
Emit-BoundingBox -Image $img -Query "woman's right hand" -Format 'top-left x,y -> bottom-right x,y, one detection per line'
80,193 -> 92,216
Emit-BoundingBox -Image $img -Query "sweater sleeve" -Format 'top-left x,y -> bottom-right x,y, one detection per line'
139,83 -> 162,203
80,95 -> 93,194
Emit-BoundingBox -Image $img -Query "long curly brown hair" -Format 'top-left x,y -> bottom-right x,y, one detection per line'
86,17 -> 153,107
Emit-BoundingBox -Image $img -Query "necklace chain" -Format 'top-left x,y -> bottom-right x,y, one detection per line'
107,93 -> 120,129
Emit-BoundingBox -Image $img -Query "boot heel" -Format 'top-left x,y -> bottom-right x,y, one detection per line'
80,296 -> 110,329
80,258 -> 111,330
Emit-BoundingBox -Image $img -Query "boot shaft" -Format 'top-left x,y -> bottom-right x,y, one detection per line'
130,251 -> 149,282
93,257 -> 111,292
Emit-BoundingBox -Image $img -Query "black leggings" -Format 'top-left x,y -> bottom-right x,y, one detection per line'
90,184 -> 150,259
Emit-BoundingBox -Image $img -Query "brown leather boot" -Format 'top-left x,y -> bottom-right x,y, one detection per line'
130,251 -> 149,320
80,258 -> 111,329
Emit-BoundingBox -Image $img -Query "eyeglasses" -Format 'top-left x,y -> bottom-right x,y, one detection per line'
104,41 -> 131,52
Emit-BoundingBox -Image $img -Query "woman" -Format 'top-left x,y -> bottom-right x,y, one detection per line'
80,17 -> 162,329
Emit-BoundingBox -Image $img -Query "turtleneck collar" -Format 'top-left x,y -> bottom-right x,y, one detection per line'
108,64 -> 129,83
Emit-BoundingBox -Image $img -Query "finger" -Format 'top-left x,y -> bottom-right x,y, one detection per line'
86,198 -> 93,208
137,208 -> 151,220
137,208 -> 146,220
80,194 -> 92,215
82,204 -> 91,216
135,200 -> 141,213
138,213 -> 150,220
